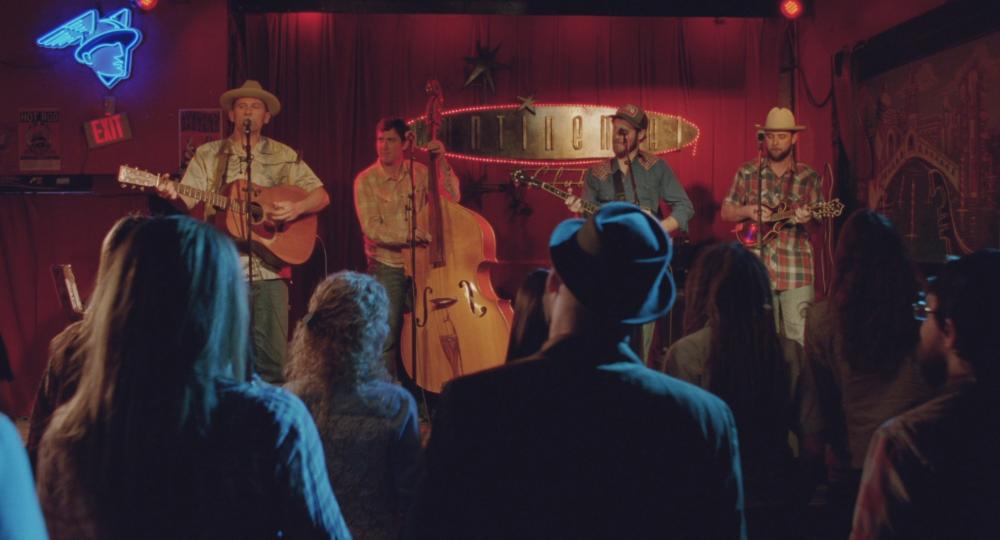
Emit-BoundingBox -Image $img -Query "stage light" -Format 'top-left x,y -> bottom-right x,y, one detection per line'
134,0 -> 158,11
780,0 -> 804,19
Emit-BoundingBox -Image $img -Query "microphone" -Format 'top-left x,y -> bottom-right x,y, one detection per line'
243,119 -> 252,134
756,129 -> 765,142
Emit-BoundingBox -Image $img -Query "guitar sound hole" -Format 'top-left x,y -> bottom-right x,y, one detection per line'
249,202 -> 264,222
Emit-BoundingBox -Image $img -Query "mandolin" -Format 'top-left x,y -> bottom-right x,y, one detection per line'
732,199 -> 844,248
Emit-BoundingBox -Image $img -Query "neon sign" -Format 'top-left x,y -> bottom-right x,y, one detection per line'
36,8 -> 143,89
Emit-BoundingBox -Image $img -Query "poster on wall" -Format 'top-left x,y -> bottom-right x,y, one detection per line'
178,109 -> 223,173
18,109 -> 61,171
856,33 -> 1000,262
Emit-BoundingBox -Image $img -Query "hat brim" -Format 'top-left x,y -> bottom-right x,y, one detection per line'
612,113 -> 646,131
755,124 -> 806,132
220,87 -> 281,117
549,210 -> 675,325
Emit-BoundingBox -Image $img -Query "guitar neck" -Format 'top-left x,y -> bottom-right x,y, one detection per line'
538,182 -> 599,216
174,182 -> 240,213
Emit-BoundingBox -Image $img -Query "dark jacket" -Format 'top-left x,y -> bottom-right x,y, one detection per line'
406,333 -> 746,539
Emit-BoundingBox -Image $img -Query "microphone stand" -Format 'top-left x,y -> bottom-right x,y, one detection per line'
406,134 -> 419,385
756,131 -> 766,253
243,118 -> 256,382
623,132 -> 641,207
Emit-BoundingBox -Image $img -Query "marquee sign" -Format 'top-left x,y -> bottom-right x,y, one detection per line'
409,104 -> 700,166
36,8 -> 143,89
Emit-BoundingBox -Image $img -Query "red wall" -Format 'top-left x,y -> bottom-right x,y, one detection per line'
0,0 -> 229,415
0,0 -> 229,176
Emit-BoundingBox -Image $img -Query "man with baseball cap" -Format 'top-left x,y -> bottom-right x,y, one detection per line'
407,203 -> 745,539
156,80 -> 330,383
566,103 -> 695,362
721,107 -> 825,345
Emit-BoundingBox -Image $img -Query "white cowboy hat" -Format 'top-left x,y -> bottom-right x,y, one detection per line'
755,107 -> 805,132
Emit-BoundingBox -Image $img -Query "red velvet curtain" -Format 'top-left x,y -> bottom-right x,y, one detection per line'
231,13 -> 791,314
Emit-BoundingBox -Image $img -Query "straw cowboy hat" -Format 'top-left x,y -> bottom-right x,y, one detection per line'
755,107 -> 806,132
549,202 -> 675,325
219,80 -> 281,116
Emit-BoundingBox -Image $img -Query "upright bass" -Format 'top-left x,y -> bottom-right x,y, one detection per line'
401,81 -> 513,393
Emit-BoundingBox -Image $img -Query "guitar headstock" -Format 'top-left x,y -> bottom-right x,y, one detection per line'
813,198 -> 845,219
510,169 -> 541,189
117,164 -> 161,191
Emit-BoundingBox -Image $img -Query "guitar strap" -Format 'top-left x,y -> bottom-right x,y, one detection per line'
205,140 -> 231,219
612,169 -> 627,202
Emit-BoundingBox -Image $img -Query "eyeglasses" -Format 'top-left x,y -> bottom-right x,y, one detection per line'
912,299 -> 936,321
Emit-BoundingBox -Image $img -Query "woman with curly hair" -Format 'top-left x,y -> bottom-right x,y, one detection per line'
286,271 -> 422,540
804,209 -> 933,536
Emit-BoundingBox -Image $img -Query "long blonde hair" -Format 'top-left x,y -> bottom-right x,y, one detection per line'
42,216 -> 248,538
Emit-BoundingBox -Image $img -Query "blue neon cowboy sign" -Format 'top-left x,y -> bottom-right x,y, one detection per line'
36,8 -> 143,89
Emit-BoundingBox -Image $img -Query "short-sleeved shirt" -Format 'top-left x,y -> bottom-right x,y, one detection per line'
181,137 -> 324,280
725,161 -> 823,290
581,150 -> 694,232
354,160 -> 460,268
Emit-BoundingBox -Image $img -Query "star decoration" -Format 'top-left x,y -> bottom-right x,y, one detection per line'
460,170 -> 491,209
464,40 -> 509,94
517,95 -> 536,115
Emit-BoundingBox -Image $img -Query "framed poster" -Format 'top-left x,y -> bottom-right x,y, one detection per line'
18,109 -> 61,171
178,109 -> 223,173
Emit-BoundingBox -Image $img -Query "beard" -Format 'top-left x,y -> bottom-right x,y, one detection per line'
917,341 -> 949,388
614,138 -> 639,159
768,145 -> 793,162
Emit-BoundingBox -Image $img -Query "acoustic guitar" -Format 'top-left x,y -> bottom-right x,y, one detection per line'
732,199 -> 845,248
117,165 -> 317,266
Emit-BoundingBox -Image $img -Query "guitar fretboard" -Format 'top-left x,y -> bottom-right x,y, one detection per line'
175,183 -> 244,214
537,182 -> 599,217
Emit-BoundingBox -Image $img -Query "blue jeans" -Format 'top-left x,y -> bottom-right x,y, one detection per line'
249,279 -> 289,384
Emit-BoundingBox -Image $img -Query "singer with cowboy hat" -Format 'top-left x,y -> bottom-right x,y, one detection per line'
407,202 -> 745,539
156,80 -> 330,383
720,107 -> 825,346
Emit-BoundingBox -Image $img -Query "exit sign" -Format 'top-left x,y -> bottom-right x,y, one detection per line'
84,113 -> 132,148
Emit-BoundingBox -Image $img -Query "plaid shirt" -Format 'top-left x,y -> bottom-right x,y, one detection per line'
725,160 -> 823,290
354,159 -> 460,267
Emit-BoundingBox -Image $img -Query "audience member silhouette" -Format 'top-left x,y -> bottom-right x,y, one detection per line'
35,216 -> 350,540
286,271 -> 421,540
851,249 -> 1000,539
662,242 -> 821,539
406,203 -> 746,539
804,209 -> 932,536
505,268 -> 551,362
27,215 -> 147,468
679,243 -> 729,336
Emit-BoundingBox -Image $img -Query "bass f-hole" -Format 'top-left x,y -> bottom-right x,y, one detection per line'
458,280 -> 488,318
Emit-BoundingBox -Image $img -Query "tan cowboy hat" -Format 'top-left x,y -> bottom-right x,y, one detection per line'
219,80 -> 281,116
755,107 -> 805,132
